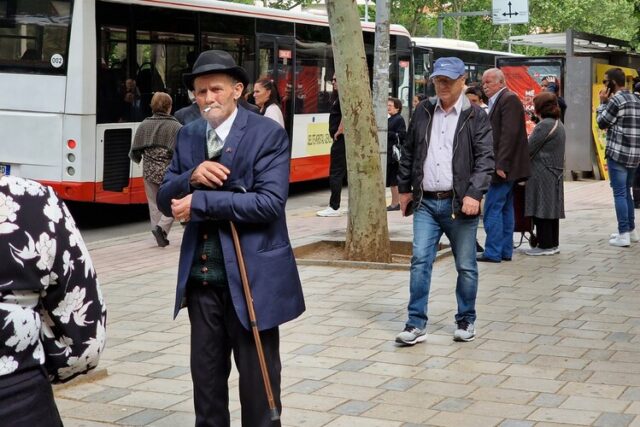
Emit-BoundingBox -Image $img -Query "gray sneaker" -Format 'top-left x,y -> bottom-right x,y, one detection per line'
395,325 -> 427,346
453,320 -> 476,342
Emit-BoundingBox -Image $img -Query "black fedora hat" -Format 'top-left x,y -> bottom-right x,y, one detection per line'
183,50 -> 249,91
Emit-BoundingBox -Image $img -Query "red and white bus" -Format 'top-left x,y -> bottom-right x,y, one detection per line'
0,0 -> 412,203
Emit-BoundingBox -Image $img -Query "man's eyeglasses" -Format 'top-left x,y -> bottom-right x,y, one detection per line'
432,77 -> 458,86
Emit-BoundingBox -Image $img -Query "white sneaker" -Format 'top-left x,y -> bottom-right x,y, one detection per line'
550,247 -> 560,254
609,232 -> 631,247
525,247 -> 556,256
610,229 -> 639,242
453,321 -> 476,342
316,206 -> 342,217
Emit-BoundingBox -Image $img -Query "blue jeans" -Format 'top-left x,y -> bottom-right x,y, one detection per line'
482,182 -> 515,261
607,158 -> 637,234
406,198 -> 479,329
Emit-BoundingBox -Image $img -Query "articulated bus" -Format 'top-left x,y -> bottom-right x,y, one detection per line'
0,0 -> 412,204
412,37 -> 522,97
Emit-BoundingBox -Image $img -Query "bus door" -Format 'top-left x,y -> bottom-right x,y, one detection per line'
412,46 -> 433,102
256,35 -> 295,137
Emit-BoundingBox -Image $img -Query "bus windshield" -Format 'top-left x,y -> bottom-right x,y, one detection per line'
0,0 -> 72,75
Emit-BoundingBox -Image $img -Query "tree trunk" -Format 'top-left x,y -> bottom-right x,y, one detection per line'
374,0 -> 390,186
326,0 -> 391,262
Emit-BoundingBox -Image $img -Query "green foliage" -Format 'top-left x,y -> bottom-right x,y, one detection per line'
222,0 -> 319,9
390,0 -> 639,52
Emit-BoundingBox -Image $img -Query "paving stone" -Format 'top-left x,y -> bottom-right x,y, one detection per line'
431,398 -> 473,412
333,400 -> 375,416
84,387 -> 132,403
427,411 -> 502,427
593,412 -> 636,427
380,377 -> 421,391
149,366 -> 191,379
110,391 -> 189,410
115,409 -> 169,426
361,403 -> 436,424
499,420 -> 535,427
530,393 -> 568,408
324,414 -> 402,426
527,407 -> 600,425
333,359 -> 372,372
286,379 -> 329,394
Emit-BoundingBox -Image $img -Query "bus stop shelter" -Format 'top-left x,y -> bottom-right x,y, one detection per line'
507,30 -> 640,179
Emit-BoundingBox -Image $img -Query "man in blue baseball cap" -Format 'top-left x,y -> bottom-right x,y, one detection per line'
395,57 -> 494,346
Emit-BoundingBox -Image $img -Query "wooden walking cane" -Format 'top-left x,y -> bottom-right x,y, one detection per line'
229,186 -> 280,422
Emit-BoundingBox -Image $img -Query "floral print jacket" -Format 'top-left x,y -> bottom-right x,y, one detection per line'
0,175 -> 106,383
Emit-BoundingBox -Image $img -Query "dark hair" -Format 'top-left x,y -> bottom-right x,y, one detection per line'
255,78 -> 281,108
388,97 -> 402,113
464,84 -> 488,103
605,68 -> 626,87
533,92 -> 560,119
414,93 -> 427,102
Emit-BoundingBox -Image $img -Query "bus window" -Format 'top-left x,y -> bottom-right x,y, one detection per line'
135,30 -> 195,118
295,40 -> 332,114
0,0 -> 72,75
97,26 -> 128,124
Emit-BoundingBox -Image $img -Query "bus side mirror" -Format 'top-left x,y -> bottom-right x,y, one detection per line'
423,54 -> 431,72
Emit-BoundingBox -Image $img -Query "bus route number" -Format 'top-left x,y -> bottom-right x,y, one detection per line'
50,54 -> 64,68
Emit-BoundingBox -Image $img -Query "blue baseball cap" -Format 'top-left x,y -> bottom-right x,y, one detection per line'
431,57 -> 465,80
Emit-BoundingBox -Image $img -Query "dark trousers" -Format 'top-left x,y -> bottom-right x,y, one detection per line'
187,285 -> 282,427
0,368 -> 63,427
533,217 -> 559,249
329,137 -> 346,210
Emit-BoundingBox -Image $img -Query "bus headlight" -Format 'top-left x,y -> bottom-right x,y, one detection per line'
66,167 -> 75,176
67,153 -> 76,162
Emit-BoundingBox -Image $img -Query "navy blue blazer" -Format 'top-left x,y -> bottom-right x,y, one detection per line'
157,106 -> 305,331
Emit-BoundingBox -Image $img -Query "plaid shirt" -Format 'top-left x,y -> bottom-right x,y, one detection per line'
596,89 -> 640,168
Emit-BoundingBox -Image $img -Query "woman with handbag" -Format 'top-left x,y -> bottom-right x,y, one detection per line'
524,92 -> 566,256
386,97 -> 406,211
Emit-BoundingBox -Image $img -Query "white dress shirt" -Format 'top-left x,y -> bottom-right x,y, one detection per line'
487,87 -> 506,113
422,93 -> 465,192
206,106 -> 239,146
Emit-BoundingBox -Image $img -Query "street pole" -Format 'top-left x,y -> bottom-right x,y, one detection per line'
373,0 -> 389,187
364,0 -> 369,23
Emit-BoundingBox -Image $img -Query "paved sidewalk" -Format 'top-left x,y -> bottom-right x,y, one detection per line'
56,180 -> 640,427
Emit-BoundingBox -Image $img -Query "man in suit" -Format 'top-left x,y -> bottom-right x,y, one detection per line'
478,68 -> 530,263
157,50 -> 305,427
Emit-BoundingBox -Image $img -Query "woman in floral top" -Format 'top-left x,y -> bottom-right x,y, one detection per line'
0,175 -> 106,426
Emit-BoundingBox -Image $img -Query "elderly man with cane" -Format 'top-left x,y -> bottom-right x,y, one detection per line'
158,50 -> 305,427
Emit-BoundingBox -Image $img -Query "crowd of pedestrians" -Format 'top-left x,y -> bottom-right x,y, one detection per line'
2,45 -> 639,427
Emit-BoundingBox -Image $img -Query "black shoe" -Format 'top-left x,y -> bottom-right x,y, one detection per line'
502,257 -> 512,261
475,241 -> 484,253
152,226 -> 169,247
386,204 -> 400,211
476,254 -> 500,263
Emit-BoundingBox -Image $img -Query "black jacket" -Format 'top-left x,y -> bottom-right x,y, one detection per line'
398,95 -> 494,216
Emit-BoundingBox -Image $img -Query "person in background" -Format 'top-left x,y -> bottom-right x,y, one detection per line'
317,74 -> 347,217
386,97 -> 406,211
541,76 -> 567,123
253,78 -> 285,128
130,92 -> 182,247
596,67 -> 640,247
157,50 -> 304,426
524,92 -> 566,256
175,91 -> 201,125
477,68 -> 531,263
395,57 -> 494,346
465,85 -> 489,114
121,78 -> 143,122
412,93 -> 427,110
0,174 -> 106,426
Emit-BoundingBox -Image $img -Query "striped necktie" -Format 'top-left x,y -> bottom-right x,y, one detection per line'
207,129 -> 223,159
